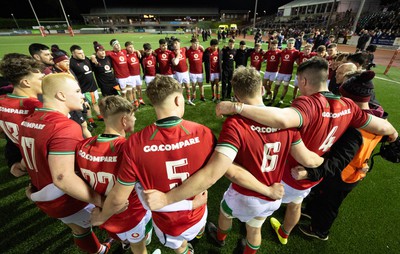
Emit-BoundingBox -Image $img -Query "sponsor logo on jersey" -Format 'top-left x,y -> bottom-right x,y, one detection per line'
213,56 -> 218,62
254,56 -> 259,61
131,57 -> 137,63
0,107 -> 29,114
147,60 -> 153,66
83,65 -> 90,71
143,137 -> 200,152
250,125 -> 280,133
271,55 -> 276,60
162,53 -> 167,59
21,121 -> 45,130
104,65 -> 110,71
321,109 -> 351,118
78,150 -> 118,162
284,54 -> 290,60
194,53 -> 198,59
119,56 -> 125,62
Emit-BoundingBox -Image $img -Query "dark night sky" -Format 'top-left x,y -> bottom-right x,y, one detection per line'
0,0 -> 292,20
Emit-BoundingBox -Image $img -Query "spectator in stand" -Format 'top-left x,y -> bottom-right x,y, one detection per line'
356,30 -> 370,52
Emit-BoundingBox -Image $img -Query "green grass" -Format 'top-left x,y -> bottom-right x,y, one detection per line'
0,34 -> 400,254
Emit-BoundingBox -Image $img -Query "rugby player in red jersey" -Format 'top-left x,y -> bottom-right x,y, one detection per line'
0,53 -> 43,177
124,41 -> 144,106
186,38 -> 205,102
214,57 -> 397,245
21,73 -> 110,253
155,39 -> 174,78
272,38 -> 299,104
262,39 -> 281,101
91,76 -> 215,254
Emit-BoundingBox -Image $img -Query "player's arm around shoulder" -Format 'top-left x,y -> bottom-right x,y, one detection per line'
216,102 -> 301,129
289,139 -> 324,168
48,154 -> 103,207
362,114 -> 398,142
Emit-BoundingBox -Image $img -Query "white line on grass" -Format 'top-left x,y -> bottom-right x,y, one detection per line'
375,76 -> 400,85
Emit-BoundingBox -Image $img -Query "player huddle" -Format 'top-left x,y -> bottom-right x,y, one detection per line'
0,35 -> 399,254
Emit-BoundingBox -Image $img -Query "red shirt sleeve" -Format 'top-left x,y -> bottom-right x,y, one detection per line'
48,122 -> 83,154
117,138 -> 138,185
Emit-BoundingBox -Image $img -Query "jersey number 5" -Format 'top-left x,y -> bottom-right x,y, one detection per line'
166,158 -> 190,189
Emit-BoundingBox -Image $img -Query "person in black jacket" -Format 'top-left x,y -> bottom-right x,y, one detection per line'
234,41 -> 249,68
356,30 -> 370,52
221,39 -> 236,100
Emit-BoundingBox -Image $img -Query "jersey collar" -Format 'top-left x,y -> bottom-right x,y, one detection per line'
155,116 -> 182,128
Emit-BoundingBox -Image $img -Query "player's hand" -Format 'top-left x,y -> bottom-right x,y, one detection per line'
84,101 -> 91,110
90,55 -> 98,65
25,183 -> 34,201
358,165 -> 369,174
266,183 -> 284,200
143,189 -> 168,211
10,162 -> 27,177
215,101 -> 235,117
192,190 -> 208,210
90,207 -> 106,226
291,165 -> 308,180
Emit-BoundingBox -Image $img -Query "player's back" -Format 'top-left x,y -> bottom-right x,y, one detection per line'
0,94 -> 42,144
19,109 -> 87,218
219,115 -> 301,201
126,118 -> 215,236
76,135 -> 147,233
283,92 -> 371,189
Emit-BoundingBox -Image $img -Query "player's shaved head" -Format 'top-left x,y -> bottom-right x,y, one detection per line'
99,95 -> 134,119
42,73 -> 78,101
297,57 -> 328,88
232,66 -> 261,99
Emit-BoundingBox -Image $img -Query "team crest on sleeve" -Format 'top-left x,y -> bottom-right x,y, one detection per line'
83,65 -> 89,71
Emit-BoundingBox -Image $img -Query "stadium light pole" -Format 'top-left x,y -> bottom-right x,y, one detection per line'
103,0 -> 110,25
11,13 -> 20,29
253,0 -> 258,28
352,0 -> 366,34
28,0 -> 45,36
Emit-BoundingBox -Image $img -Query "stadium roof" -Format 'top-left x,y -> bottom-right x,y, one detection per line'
279,0 -> 335,9
86,7 -> 219,16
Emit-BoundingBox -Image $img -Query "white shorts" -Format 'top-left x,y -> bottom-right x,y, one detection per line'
174,71 -> 190,84
221,185 -> 282,222
294,75 -> 298,87
264,71 -> 278,81
210,73 -> 220,82
153,208 -> 208,250
145,76 -> 155,85
116,77 -> 130,90
281,181 -> 311,204
161,74 -> 174,78
127,75 -> 142,87
59,203 -> 94,228
116,210 -> 152,244
189,73 -> 203,84
276,73 -> 292,83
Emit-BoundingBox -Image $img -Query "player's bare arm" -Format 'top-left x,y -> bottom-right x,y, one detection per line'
91,181 -> 133,226
144,150 -> 233,210
216,102 -> 301,129
49,154 -> 103,207
362,115 -> 398,142
225,163 -> 285,200
289,140 -> 324,168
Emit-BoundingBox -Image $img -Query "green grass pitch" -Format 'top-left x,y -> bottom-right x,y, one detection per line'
0,33 -> 399,253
